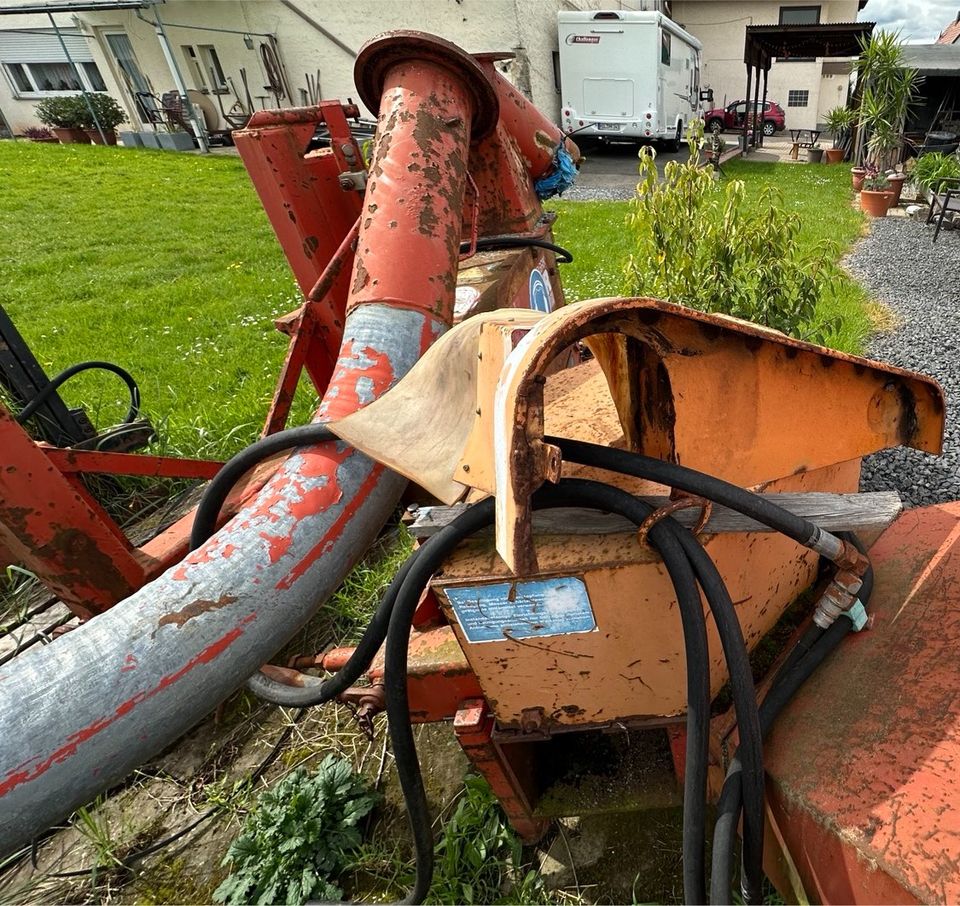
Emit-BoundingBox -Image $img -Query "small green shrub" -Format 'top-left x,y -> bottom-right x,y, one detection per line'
910,152 -> 960,194
214,756 -> 379,906
77,93 -> 127,130
623,125 -> 834,341
428,774 -> 546,905
34,95 -> 85,128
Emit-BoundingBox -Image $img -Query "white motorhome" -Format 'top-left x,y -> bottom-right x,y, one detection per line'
557,10 -> 704,150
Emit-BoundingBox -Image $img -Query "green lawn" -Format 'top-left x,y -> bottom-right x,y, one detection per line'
1,142 -> 873,461
549,157 -> 874,354
1,141 -> 303,460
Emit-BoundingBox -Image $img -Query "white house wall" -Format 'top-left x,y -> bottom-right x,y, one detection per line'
0,0 -> 860,134
672,0 -> 861,130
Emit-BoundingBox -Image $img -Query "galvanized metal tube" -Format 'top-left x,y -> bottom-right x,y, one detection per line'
0,31 -> 490,856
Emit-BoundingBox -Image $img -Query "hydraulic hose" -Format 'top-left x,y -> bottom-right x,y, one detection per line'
15,360 -> 141,427
189,424 -> 338,551
711,531 -> 872,903
550,437 -> 848,563
460,237 -> 573,263
384,478 -> 714,905
245,551 -> 419,707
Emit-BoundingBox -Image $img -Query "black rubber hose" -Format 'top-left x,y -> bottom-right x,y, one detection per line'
542,439 -> 767,901
460,237 -> 574,264
550,437 -> 835,553
666,518 -> 766,904
245,550 -> 419,707
711,535 -> 873,904
384,478 -> 713,905
189,424 -> 337,551
15,360 -> 141,427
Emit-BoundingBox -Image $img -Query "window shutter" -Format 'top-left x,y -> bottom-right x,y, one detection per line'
0,29 -> 94,64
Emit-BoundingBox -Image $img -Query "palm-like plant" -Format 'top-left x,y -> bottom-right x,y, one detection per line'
854,30 -> 920,169
825,105 -> 856,149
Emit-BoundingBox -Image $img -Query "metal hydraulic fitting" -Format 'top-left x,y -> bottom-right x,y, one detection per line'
812,569 -> 863,629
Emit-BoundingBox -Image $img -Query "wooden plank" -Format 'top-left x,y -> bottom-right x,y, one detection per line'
0,603 -> 75,665
408,491 -> 902,539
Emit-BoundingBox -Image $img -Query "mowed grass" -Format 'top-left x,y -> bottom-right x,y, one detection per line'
1,141 -> 873,466
549,155 -> 873,354
0,141 -> 306,460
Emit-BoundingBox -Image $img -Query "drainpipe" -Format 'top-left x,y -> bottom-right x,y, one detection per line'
139,4 -> 209,152
47,12 -> 106,144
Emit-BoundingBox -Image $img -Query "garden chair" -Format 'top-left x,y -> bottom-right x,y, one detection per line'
926,177 -> 960,242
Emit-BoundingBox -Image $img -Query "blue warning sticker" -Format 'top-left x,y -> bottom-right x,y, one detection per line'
444,577 -> 596,644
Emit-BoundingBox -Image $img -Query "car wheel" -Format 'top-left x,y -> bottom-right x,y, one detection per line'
762,120 -> 776,136
708,118 -> 724,134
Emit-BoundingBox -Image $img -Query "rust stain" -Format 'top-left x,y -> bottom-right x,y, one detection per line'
156,594 -> 238,632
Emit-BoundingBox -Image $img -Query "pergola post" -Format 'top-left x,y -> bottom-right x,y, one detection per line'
742,62 -> 753,154
752,59 -> 762,148
759,64 -> 770,148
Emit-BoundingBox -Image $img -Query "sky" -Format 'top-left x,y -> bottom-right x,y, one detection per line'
860,0 -> 958,42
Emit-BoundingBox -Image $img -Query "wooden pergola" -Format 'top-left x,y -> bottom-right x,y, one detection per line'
741,21 -> 875,151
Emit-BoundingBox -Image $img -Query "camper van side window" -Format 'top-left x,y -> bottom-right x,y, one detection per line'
661,30 -> 672,65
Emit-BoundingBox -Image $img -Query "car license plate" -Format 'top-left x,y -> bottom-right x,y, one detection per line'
595,122 -> 621,132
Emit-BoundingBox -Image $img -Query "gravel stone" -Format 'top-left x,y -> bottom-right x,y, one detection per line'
559,185 -> 636,201
848,217 -> 960,507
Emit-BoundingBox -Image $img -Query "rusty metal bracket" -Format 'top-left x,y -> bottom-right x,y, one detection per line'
636,495 -> 713,547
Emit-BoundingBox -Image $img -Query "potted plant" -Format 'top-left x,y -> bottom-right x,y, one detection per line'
886,167 -> 907,206
806,143 -> 824,163
34,96 -> 88,144
852,165 -> 868,190
853,31 -> 920,174
157,126 -> 195,152
861,169 -> 892,217
824,106 -> 855,163
22,126 -> 57,143
75,93 -> 126,145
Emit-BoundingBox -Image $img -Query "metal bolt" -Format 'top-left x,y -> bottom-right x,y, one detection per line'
462,464 -> 470,472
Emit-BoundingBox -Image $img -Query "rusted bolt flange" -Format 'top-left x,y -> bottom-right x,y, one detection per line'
354,30 -> 500,141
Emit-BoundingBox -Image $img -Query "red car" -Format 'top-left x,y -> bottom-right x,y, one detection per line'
704,100 -> 786,137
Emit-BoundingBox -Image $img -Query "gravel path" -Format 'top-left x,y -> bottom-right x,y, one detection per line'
849,217 -> 960,507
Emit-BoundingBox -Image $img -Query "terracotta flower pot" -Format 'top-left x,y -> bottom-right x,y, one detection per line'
825,148 -> 845,164
84,128 -> 117,145
851,167 -> 867,191
52,127 -> 90,145
860,189 -> 892,217
887,174 -> 906,206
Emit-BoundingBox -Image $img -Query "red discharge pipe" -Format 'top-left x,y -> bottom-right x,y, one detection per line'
475,54 -> 582,175
0,31 -> 498,857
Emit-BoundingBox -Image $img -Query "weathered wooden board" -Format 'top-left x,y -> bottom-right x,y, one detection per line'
409,491 -> 902,538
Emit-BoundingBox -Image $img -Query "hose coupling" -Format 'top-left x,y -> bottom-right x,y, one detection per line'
812,570 -> 863,629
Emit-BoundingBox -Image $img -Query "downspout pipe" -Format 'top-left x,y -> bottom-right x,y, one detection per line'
0,31 -> 497,857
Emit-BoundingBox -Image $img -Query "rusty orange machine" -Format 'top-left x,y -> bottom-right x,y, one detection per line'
3,26 -> 960,906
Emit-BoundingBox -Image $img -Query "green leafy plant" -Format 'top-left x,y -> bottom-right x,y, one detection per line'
34,95 -> 85,128
824,105 -> 855,149
214,756 -> 379,906
863,172 -> 890,191
910,152 -> 960,194
76,93 -> 127,131
854,30 -> 920,169
622,125 -> 834,341
427,774 -> 544,905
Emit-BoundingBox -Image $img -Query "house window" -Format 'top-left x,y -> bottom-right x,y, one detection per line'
198,44 -> 226,90
1,59 -> 106,96
779,5 -> 821,24
787,89 -> 809,107
661,29 -> 672,65
182,45 -> 207,89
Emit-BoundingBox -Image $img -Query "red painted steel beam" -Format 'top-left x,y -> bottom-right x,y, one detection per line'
0,407 -> 145,618
41,447 -> 222,480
